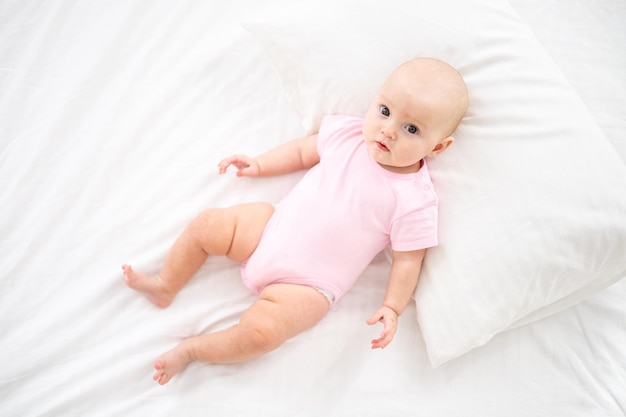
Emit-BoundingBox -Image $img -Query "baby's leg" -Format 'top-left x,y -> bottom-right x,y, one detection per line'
123,203 -> 274,308
152,283 -> 329,384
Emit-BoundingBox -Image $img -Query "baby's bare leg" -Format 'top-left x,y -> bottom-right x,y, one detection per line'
152,283 -> 330,385
123,203 -> 274,308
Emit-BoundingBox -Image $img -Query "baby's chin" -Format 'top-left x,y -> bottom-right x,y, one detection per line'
377,157 -> 425,174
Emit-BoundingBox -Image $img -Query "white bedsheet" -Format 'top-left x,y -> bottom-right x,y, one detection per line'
1,1 -> 624,416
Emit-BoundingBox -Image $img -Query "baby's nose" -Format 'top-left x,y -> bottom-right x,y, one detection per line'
381,124 -> 396,139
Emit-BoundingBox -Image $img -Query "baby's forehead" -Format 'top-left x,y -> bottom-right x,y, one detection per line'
394,60 -> 465,91
383,75 -> 452,105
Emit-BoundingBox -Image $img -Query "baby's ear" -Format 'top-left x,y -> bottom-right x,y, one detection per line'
428,136 -> 454,157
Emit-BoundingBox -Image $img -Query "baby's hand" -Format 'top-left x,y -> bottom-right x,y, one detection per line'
366,305 -> 399,350
218,155 -> 260,177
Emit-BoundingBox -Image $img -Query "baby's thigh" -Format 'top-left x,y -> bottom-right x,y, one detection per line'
226,202 -> 274,262
242,283 -> 329,345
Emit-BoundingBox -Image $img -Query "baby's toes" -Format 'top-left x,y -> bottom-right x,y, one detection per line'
121,264 -> 133,278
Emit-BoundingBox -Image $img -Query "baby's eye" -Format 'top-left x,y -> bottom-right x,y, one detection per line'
379,106 -> 390,117
405,125 -> 419,135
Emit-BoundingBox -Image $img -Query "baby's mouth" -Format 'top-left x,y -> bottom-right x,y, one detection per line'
376,141 -> 390,152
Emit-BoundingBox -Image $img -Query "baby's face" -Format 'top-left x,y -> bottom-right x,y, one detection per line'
362,61 -> 462,174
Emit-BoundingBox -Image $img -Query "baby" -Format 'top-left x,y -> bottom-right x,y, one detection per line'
123,57 -> 468,385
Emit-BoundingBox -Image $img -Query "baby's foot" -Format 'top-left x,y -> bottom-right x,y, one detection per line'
121,265 -> 174,308
153,343 -> 194,385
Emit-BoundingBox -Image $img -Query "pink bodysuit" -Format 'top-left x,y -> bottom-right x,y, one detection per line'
241,115 -> 438,305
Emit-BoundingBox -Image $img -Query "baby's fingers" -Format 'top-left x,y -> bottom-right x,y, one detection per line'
370,329 -> 393,350
366,310 -> 397,349
217,157 -> 236,174
218,155 -> 253,175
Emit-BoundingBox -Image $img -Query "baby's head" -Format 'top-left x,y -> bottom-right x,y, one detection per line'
362,58 -> 469,173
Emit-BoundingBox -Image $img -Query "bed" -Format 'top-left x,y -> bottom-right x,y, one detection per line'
2,0 -> 625,416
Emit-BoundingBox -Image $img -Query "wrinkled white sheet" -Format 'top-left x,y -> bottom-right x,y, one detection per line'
1,0 -> 624,416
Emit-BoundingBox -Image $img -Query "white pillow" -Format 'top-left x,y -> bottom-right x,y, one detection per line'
244,0 -> 626,366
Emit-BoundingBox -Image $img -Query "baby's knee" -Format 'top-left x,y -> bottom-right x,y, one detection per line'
241,317 -> 287,355
189,208 -> 225,230
254,322 -> 287,353
186,208 -> 235,253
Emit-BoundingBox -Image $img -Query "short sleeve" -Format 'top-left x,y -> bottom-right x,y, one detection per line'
390,202 -> 438,252
317,115 -> 363,157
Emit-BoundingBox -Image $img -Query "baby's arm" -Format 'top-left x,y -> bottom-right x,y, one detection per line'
218,133 -> 320,177
367,249 -> 425,349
